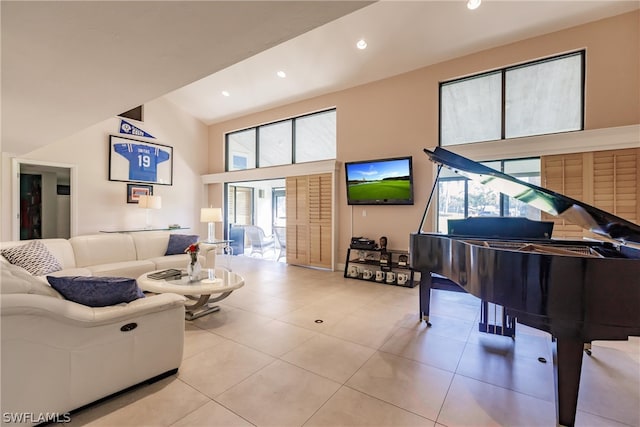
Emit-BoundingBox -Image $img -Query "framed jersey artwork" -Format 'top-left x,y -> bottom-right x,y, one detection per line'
109,135 -> 173,185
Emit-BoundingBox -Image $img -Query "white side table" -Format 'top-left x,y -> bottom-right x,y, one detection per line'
201,239 -> 233,269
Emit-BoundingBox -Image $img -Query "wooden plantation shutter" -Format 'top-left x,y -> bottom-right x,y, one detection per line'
541,153 -> 586,239
286,176 -> 309,265
308,173 -> 332,269
541,148 -> 639,240
592,149 -> 639,225
285,173 -> 333,268
230,187 -> 252,225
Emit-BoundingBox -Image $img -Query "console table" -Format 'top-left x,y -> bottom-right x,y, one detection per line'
99,227 -> 190,233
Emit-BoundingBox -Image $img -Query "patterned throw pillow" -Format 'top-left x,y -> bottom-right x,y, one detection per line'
46,276 -> 145,307
165,234 -> 199,255
1,240 -> 63,276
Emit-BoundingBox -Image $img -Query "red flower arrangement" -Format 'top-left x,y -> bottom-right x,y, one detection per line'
185,243 -> 200,264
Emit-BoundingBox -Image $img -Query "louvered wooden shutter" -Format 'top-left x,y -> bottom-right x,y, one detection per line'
592,149 -> 639,225
285,173 -> 333,268
541,153 -> 587,239
286,176 -> 309,266
541,148 -> 639,240
308,173 -> 332,268
233,187 -> 253,225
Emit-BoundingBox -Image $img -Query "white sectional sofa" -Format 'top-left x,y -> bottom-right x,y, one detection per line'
0,231 -> 209,426
1,266 -> 186,426
0,231 -> 210,279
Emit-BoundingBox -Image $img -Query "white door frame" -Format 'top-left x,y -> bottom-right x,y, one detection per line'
11,158 -> 78,240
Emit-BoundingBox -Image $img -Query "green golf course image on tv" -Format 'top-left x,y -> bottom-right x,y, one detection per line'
345,156 -> 414,205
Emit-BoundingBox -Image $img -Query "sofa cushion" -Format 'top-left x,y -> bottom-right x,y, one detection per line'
131,231 -> 171,259
36,239 -> 78,269
1,240 -> 63,276
46,276 -> 145,307
1,263 -> 63,298
86,260 -> 156,279
69,234 -> 138,267
165,234 -> 199,255
46,267 -> 94,277
1,239 -> 78,269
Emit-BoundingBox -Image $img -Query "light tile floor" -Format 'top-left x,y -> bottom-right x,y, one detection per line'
64,257 -> 640,426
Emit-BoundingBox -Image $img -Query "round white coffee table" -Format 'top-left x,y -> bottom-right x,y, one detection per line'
138,267 -> 244,320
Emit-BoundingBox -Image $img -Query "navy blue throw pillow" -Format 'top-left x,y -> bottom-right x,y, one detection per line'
165,234 -> 199,255
46,276 -> 145,307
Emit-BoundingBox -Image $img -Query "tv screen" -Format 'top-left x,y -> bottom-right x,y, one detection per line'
345,156 -> 414,205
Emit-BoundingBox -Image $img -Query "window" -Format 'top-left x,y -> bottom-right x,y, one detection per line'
272,188 -> 286,227
225,109 -> 336,171
441,72 -> 502,145
295,110 -> 336,162
227,129 -> 256,171
505,54 -> 583,138
437,158 -> 541,233
440,51 -> 584,146
227,186 -> 253,225
259,121 -> 292,167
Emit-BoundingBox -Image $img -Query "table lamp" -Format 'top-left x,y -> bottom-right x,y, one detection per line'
138,195 -> 162,229
200,207 -> 222,242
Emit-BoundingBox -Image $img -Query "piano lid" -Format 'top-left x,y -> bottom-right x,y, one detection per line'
424,147 -> 640,245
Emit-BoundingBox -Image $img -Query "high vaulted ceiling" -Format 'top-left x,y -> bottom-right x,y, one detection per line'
2,1 -> 638,156
165,0 -> 640,126
1,0 -> 371,154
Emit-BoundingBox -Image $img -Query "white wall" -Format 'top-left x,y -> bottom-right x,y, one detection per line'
1,97 -> 209,240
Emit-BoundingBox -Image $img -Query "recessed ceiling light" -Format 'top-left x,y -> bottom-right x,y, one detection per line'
467,0 -> 481,10
356,39 -> 367,50
221,91 -> 230,97
276,70 -> 287,78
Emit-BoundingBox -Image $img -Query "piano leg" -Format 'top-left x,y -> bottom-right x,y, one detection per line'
419,272 -> 432,327
553,338 -> 584,427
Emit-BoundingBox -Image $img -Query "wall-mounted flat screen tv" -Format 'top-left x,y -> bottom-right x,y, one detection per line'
345,156 -> 414,205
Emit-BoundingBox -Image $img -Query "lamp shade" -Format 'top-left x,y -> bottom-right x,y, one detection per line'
200,207 -> 222,223
138,195 -> 162,209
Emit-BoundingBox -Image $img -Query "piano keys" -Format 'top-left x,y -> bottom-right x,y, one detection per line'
409,147 -> 640,427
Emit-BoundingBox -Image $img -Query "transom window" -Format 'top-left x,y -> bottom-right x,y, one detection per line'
440,51 -> 584,146
226,109 -> 336,171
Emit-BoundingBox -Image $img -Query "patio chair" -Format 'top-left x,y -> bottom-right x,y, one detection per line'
273,226 -> 286,261
244,225 -> 276,259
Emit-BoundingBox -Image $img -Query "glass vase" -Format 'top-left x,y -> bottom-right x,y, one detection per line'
187,259 -> 202,281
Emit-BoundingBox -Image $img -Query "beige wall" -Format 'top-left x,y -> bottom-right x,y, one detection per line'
207,11 -> 640,265
1,97 -> 210,240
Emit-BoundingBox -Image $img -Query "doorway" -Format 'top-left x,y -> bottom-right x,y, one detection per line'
225,178 -> 285,261
20,173 -> 42,239
12,159 -> 77,240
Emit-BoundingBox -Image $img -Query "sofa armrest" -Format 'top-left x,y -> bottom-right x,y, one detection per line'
1,293 -> 186,327
199,243 -> 218,268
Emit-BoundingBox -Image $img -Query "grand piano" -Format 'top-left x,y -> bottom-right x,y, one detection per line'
410,147 -> 640,427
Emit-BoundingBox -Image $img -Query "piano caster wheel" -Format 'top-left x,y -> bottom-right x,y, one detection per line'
421,316 -> 432,327
584,343 -> 592,356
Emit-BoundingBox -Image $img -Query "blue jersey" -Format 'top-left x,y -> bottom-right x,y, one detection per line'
114,143 -> 170,182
